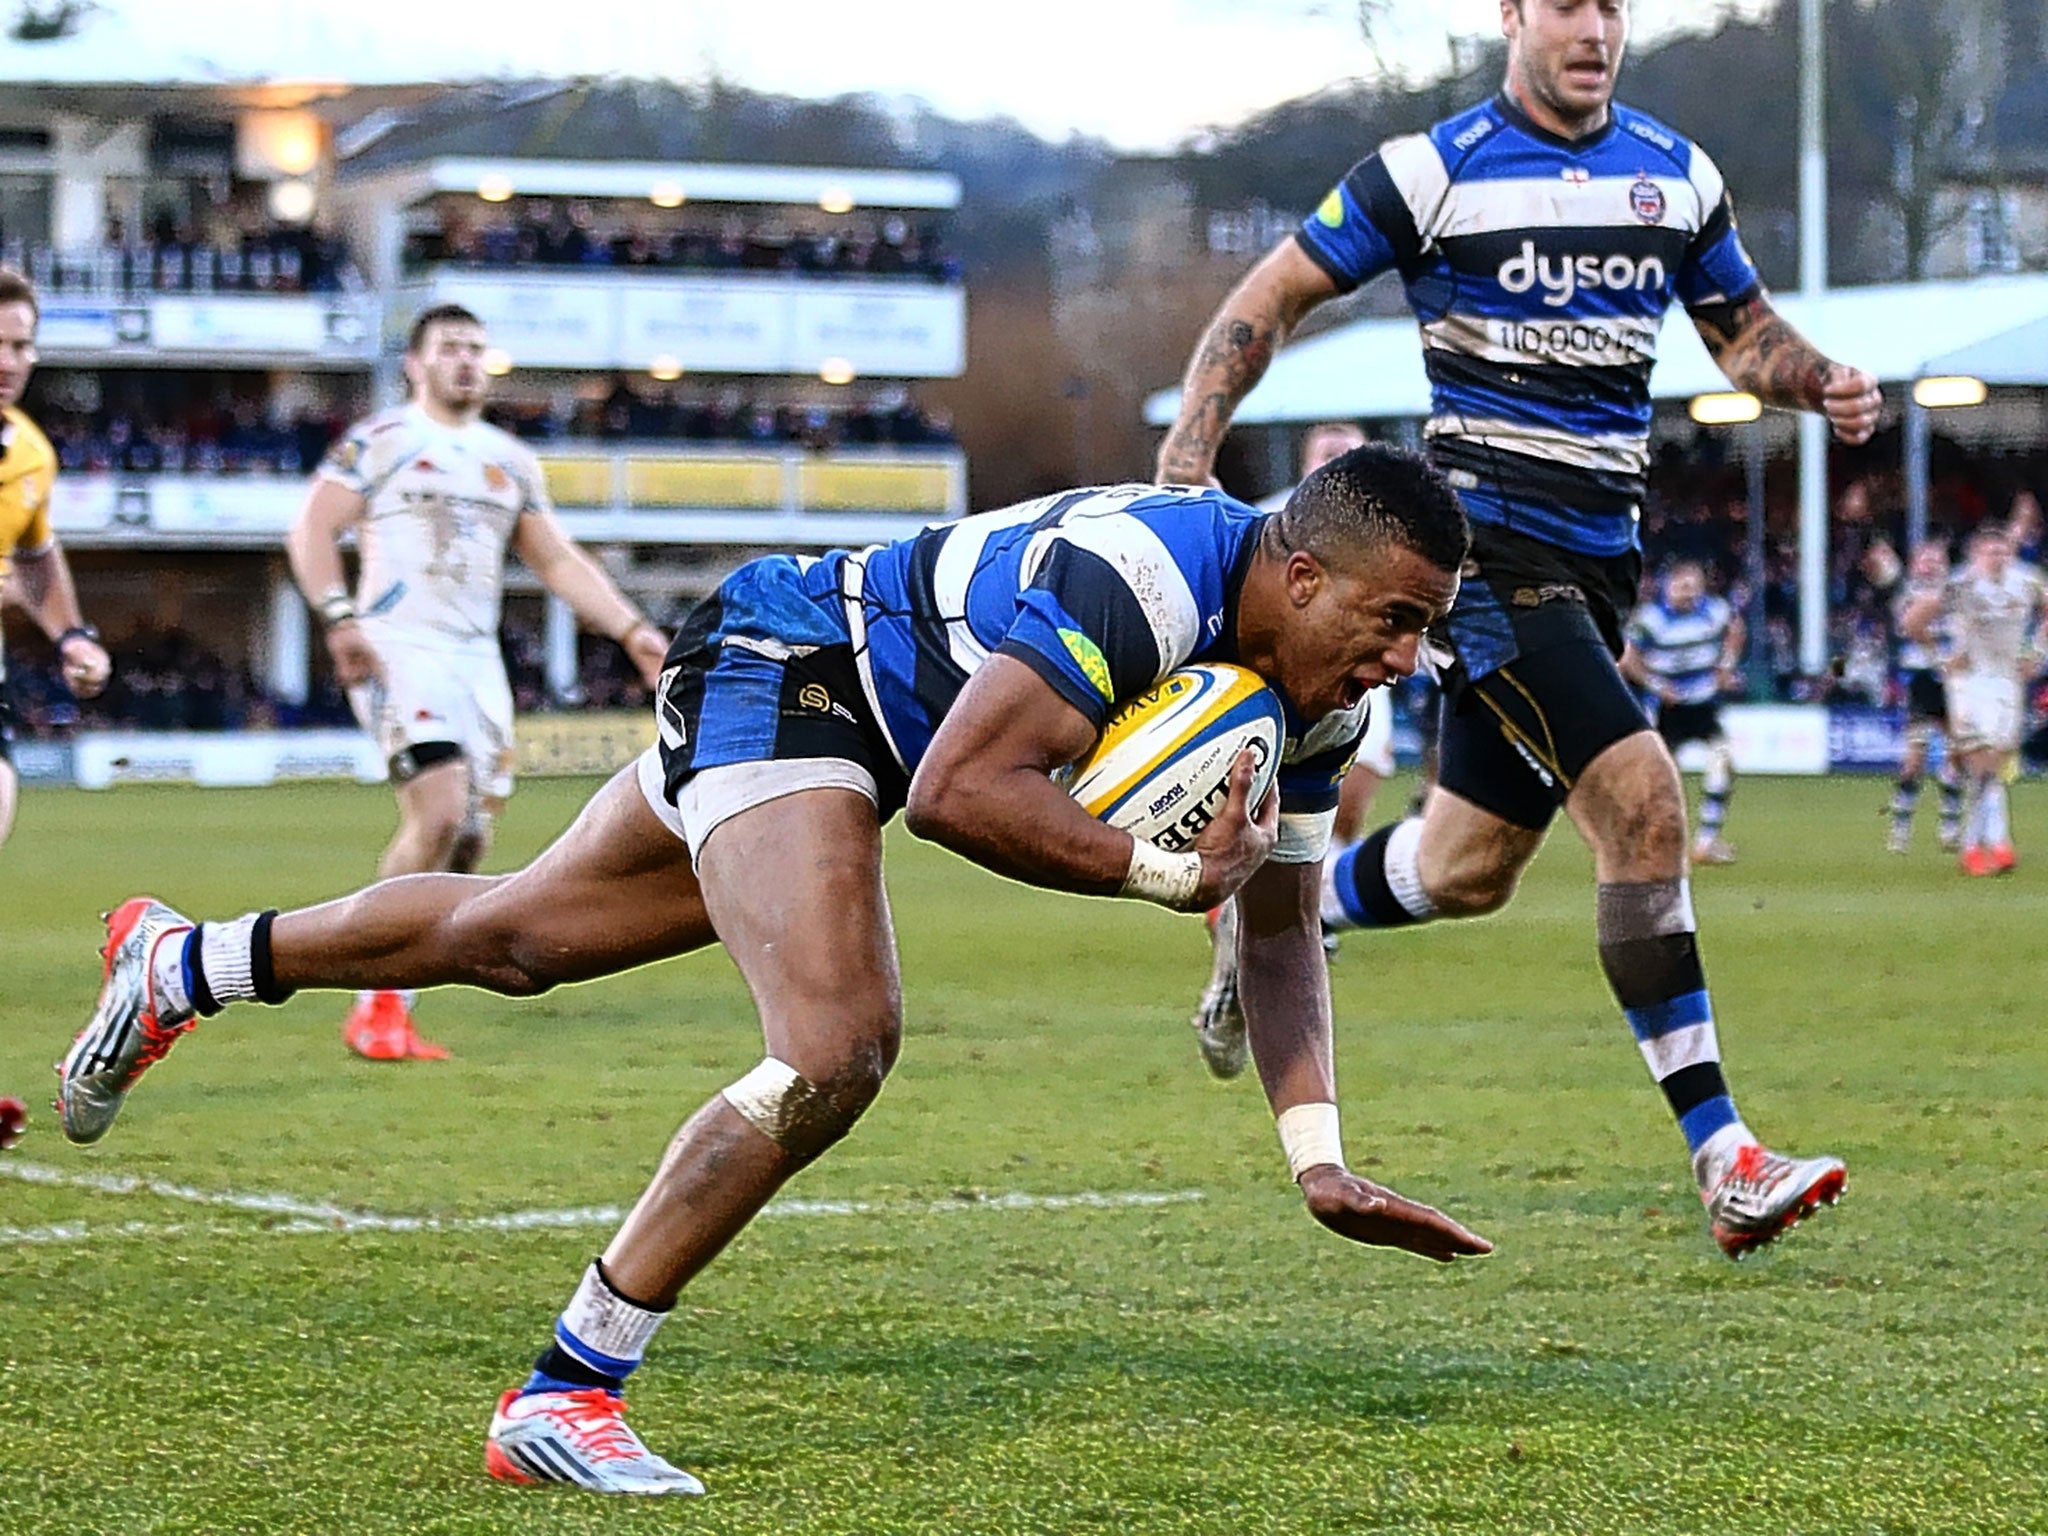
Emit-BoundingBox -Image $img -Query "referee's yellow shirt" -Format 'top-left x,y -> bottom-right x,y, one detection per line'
0,404 -> 56,577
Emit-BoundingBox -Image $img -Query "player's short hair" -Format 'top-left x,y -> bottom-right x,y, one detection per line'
406,303 -> 484,353
0,266 -> 39,322
1273,442 -> 1469,578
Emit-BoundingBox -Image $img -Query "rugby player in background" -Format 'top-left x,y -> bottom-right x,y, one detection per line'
1155,0 -> 1878,1256
62,448 -> 1488,1494
0,267 -> 111,853
289,304 -> 667,1059
1621,561 -> 1744,865
1874,540 -> 1964,854
1901,524 -> 2047,874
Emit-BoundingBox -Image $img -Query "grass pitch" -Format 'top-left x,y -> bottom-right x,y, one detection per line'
0,773 -> 2043,1534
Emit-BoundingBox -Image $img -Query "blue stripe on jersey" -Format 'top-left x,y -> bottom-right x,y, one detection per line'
1295,94 -> 1763,557
1455,481 -> 1639,559
1628,597 -> 1732,704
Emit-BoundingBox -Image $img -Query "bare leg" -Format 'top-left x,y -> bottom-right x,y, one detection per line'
1413,783 -> 1547,915
1563,730 -> 1689,884
269,766 -> 715,995
598,787 -> 901,1306
378,758 -> 471,877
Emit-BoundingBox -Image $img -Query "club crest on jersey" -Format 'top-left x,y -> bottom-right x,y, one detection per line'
484,463 -> 512,492
1630,175 -> 1666,224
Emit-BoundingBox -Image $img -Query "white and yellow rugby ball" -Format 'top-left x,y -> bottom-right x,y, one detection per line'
1061,664 -> 1285,852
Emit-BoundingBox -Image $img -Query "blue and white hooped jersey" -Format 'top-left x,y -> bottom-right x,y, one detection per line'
1295,94 -> 1762,557
1626,595 -> 1734,706
848,483 -> 1372,858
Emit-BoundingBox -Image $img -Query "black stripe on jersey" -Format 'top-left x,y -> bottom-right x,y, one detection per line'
1688,192 -> 1734,258
998,541 -> 1163,729
1431,437 -> 1644,514
1345,154 -> 1425,274
1438,223 -> 1693,278
1293,229 -> 1360,293
1425,349 -> 1651,417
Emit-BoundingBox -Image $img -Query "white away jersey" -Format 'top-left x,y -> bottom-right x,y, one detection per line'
1943,563 -> 2045,678
319,404 -> 549,645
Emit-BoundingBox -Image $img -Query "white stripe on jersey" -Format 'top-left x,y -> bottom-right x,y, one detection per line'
1425,416 -> 1649,476
1379,132 -> 1452,228
1427,173 -> 1710,239
930,498 -> 1046,674
1019,510 -> 1203,684
1423,311 -> 1660,370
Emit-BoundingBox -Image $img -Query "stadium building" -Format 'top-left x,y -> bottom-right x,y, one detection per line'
0,76 -> 965,782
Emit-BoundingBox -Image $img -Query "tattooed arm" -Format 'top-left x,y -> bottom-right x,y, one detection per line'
1691,291 -> 1883,446
1155,240 -> 1341,487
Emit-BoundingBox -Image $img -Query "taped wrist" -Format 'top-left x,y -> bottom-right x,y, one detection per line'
1120,839 -> 1203,910
1276,1101 -> 1345,1182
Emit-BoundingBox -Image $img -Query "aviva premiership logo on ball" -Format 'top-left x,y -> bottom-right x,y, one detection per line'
1062,664 -> 1285,851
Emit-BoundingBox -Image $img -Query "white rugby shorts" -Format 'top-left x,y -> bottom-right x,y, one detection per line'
347,630 -> 516,802
635,746 -> 878,865
1946,672 -> 2023,755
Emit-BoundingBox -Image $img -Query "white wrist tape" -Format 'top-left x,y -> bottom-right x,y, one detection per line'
1276,1102 -> 1345,1181
1120,838 -> 1203,909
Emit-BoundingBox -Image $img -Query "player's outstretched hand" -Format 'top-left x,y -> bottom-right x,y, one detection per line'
1299,1164 -> 1494,1263
1190,749 -> 1278,908
1822,364 -> 1882,446
325,621 -> 382,688
621,620 -> 670,689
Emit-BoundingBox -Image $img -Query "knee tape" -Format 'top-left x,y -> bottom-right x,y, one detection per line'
722,1057 -> 867,1160
1596,878 -> 1697,943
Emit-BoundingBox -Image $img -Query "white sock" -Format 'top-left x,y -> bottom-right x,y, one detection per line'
149,925 -> 198,1020
355,989 -> 417,1008
553,1260 -> 668,1379
1985,781 -> 2011,846
199,914 -> 262,1007
1384,817 -> 1437,920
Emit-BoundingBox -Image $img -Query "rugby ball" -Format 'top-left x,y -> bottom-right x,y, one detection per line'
1061,664 -> 1285,852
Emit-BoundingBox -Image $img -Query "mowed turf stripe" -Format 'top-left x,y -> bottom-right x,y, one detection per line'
0,1160 -> 1204,1244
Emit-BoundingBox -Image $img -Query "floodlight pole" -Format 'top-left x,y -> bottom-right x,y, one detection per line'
1904,395 -> 1931,549
1746,420 -> 1770,696
1796,0 -> 1830,677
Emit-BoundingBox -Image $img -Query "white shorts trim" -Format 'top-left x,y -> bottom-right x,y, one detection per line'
635,747 -> 879,864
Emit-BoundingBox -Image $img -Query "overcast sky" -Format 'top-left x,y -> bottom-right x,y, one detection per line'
6,0 -> 1776,150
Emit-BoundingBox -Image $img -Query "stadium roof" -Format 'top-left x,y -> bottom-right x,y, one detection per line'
1141,273 -> 2048,426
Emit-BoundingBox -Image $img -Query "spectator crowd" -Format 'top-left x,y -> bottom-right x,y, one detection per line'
404,199 -> 958,282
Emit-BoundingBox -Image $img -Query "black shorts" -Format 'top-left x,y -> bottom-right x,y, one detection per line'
1656,700 -> 1725,750
1905,670 -> 1948,724
1435,524 -> 1652,831
655,591 -> 910,820
0,687 -> 17,769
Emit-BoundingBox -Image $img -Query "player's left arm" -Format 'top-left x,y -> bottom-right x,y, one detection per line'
511,509 -> 667,687
1234,856 -> 1492,1263
9,534 -> 110,698
1718,608 -> 1747,693
1690,291 -> 1881,445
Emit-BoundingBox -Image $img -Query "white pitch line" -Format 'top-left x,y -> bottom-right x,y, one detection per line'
0,1160 -> 1203,1246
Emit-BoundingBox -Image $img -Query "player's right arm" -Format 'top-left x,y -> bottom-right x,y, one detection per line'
1898,585 -> 1944,648
1154,241 -> 1340,487
905,654 -> 1275,911
286,477 -> 380,687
